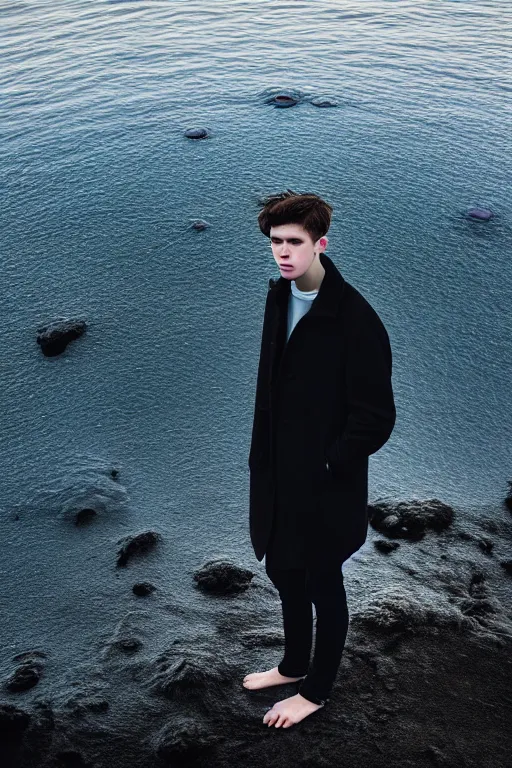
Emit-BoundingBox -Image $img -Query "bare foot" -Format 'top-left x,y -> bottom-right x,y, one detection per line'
263,693 -> 324,728
242,666 -> 306,690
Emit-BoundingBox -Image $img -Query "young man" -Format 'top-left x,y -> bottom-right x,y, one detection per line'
244,190 -> 396,728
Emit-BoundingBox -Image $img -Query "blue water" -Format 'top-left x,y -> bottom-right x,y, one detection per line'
1,0 -> 511,578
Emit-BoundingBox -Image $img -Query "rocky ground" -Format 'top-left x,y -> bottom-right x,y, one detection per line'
1,484 -> 511,768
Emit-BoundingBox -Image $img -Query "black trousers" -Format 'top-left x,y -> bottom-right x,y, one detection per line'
265,558 -> 349,706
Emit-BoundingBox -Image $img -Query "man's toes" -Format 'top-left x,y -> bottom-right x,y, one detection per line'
264,710 -> 277,726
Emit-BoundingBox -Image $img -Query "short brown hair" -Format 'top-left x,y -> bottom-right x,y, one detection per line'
257,189 -> 333,245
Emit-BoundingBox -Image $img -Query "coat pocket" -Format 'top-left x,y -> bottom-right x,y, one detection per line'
324,441 -> 367,488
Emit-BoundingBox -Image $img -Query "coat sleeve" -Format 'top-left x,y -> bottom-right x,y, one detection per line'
327,303 -> 396,468
248,287 -> 273,468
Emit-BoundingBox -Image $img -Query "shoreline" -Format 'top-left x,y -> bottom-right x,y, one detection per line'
2,488 -> 511,767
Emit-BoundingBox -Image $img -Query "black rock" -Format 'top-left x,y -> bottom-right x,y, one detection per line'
116,530 -> 162,567
133,581 -> 156,596
374,539 -> 400,554
184,127 -> 211,139
368,498 -> 454,540
54,750 -> 93,768
0,703 -> 31,741
154,717 -> 223,760
190,219 -> 210,230
74,508 -> 97,526
193,558 -> 254,595
36,317 -> 87,356
477,537 -> 494,554
272,93 -> 299,107
505,480 -> 512,511
5,663 -> 42,692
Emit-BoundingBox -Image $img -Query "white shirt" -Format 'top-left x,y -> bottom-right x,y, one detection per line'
286,281 -> 318,342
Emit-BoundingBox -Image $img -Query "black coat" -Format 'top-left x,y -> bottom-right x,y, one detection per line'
248,251 -> 396,569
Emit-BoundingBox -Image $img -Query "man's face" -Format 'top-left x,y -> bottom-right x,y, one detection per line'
269,223 -> 326,280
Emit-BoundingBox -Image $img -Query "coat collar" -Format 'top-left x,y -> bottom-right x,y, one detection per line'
268,251 -> 345,318
266,252 -> 347,390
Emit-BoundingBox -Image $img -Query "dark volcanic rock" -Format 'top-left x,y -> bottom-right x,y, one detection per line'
353,586 -> 463,635
148,642 -> 232,704
117,637 -> 143,653
0,703 -> 31,741
184,127 -> 211,139
133,581 -> 157,596
74,507 -> 97,526
272,93 -> 299,107
374,539 -> 400,554
63,692 -> 109,717
477,536 -> 494,554
193,558 -> 254,595
368,498 -> 454,540
4,664 -> 41,692
263,89 -> 301,107
505,480 -> 512,511
153,716 -> 224,761
189,219 -> 210,230
101,609 -> 154,659
116,530 -> 162,567
54,750 -> 93,768
4,650 -> 47,693
36,317 -> 87,356
239,628 -> 285,649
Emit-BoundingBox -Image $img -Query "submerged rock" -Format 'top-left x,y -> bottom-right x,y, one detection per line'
189,219 -> 210,230
310,96 -> 338,107
466,207 -> 494,221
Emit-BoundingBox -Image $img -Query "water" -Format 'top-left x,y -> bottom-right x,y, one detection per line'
1,0 -> 511,581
